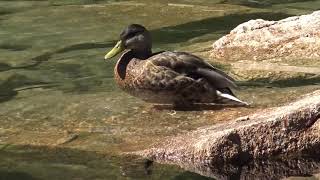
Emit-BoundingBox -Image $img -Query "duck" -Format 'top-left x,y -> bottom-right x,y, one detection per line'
104,24 -> 247,107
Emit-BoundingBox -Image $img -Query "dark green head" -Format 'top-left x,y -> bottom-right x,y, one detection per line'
105,24 -> 152,60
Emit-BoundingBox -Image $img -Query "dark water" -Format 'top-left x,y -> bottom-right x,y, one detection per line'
0,0 -> 320,179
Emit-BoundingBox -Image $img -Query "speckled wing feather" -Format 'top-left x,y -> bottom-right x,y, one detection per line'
133,59 -> 198,91
148,51 -> 237,89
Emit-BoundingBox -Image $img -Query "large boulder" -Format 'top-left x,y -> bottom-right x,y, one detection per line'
212,11 -> 320,61
210,11 -> 320,82
135,90 -> 320,170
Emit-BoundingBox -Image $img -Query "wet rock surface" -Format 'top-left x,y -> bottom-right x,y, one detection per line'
210,10 -> 320,82
136,90 -> 320,169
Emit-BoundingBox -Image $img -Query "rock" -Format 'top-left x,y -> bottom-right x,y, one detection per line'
212,10 -> 320,62
210,11 -> 320,82
135,90 -> 320,170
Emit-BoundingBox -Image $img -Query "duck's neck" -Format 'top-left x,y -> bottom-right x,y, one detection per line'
132,48 -> 152,60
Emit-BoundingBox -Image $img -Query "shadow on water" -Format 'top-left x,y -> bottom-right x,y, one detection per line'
0,9 -> 14,16
172,157 -> 320,180
151,12 -> 291,45
0,42 -> 115,72
0,171 -> 41,180
0,89 -> 17,103
1,144 -> 319,180
0,73 -> 59,103
48,0 -> 119,6
25,42 -> 115,69
0,43 -> 29,51
0,76 -> 37,103
0,42 -> 115,102
153,103 -> 250,111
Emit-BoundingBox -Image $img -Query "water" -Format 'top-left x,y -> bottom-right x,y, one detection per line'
0,0 -> 319,179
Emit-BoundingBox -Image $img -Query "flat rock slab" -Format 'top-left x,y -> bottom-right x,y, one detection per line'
135,90 -> 320,168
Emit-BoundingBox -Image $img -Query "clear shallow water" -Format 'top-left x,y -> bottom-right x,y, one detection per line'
0,0 -> 320,179
0,145 -> 196,180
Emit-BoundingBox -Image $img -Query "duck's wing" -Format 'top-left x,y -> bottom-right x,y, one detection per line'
134,60 -> 197,91
149,51 -> 237,89
133,52 -> 247,105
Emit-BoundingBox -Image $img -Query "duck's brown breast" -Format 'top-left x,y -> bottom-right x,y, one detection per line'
114,57 -> 143,91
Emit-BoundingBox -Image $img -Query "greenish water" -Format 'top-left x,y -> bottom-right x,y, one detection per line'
0,0 -> 320,179
0,145 -> 209,180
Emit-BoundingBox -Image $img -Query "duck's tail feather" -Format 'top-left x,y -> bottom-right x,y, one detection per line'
216,90 -> 249,106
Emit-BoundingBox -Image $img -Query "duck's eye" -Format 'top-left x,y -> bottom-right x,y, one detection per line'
125,32 -> 136,39
124,29 -> 144,40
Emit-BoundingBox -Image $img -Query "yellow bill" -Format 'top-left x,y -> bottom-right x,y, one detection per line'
104,40 -> 124,60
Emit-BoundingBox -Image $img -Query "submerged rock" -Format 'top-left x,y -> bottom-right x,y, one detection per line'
135,90 -> 320,169
210,10 -> 320,82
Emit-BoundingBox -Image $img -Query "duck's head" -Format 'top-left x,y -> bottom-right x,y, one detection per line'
105,24 -> 152,60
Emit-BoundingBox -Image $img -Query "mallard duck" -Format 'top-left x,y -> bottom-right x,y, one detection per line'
104,24 -> 247,107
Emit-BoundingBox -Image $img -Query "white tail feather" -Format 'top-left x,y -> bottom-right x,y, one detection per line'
216,90 -> 249,105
